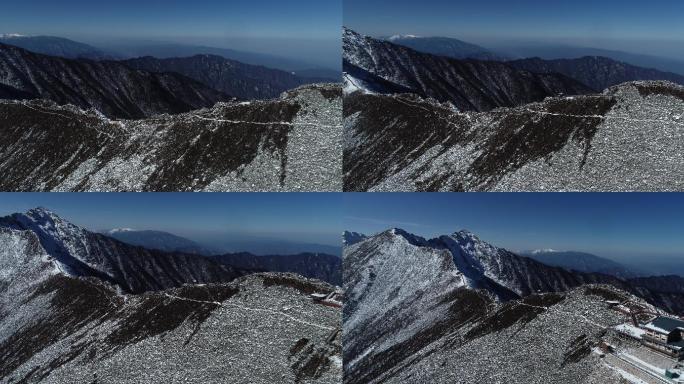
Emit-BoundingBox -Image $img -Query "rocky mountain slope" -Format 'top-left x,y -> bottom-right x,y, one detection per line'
0,213 -> 342,383
343,228 -> 678,383
509,56 -> 684,91
123,54 -> 331,100
0,208 -> 249,294
520,249 -> 636,278
0,83 -> 342,192
343,27 -> 593,112
344,80 -> 684,191
213,252 -> 342,286
0,34 -> 113,60
0,43 -> 232,119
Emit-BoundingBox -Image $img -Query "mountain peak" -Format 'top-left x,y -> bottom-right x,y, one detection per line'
453,229 -> 481,242
387,34 -> 420,41
342,231 -> 367,246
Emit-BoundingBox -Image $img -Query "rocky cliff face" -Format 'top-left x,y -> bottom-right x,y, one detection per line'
0,43 -> 231,119
343,28 -> 593,112
344,81 -> 684,191
0,83 -> 342,192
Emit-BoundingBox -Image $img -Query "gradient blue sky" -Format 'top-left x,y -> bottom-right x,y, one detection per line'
344,193 -> 684,262
344,0 -> 684,59
0,193 -> 343,246
0,0 -> 341,68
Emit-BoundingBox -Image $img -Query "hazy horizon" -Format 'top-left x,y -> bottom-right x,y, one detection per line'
344,194 -> 684,269
0,0 -> 341,69
345,0 -> 684,62
0,193 -> 343,248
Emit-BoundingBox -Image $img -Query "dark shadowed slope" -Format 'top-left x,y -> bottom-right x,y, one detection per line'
213,252 -> 342,286
509,56 -> 684,91
0,43 -> 231,119
343,27 -> 593,112
123,55 -> 333,100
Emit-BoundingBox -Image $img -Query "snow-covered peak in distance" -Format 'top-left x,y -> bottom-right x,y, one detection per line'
527,248 -> 561,254
0,33 -> 26,39
106,228 -> 136,234
387,34 -> 420,41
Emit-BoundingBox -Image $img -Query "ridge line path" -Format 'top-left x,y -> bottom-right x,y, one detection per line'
189,113 -> 342,129
392,95 -> 684,127
19,101 -> 124,140
163,293 -> 336,332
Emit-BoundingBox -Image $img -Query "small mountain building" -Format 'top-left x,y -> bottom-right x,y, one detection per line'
642,316 -> 684,359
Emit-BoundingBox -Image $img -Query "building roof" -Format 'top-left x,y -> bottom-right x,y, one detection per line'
645,316 -> 684,334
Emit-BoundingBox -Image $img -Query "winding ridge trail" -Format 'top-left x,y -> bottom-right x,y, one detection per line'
163,292 -> 337,331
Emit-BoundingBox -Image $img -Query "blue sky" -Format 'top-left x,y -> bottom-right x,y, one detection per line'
344,193 -> 684,262
0,193 -> 343,246
0,0 -> 341,68
344,0 -> 684,59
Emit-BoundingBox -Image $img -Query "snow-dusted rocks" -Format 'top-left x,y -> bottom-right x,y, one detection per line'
0,83 -> 342,192
0,272 -> 342,384
343,228 -> 681,384
0,208 -> 249,293
344,81 -> 684,191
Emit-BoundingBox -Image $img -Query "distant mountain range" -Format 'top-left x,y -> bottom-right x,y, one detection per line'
105,229 -> 219,255
0,34 -> 113,60
123,54 -> 333,100
519,249 -> 636,278
508,56 -> 684,91
0,34 -> 339,74
498,44 -> 684,77
0,43 -> 231,119
105,228 -> 342,284
1,208 -> 342,290
382,35 -> 506,61
344,28 -> 593,112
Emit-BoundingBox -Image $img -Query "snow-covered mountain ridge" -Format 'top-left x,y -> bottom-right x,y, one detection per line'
0,83 -> 342,192
344,80 -> 684,191
343,228 -> 680,383
0,207 -> 250,293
